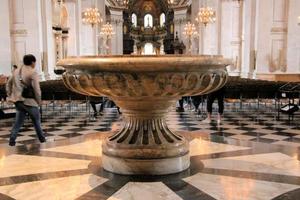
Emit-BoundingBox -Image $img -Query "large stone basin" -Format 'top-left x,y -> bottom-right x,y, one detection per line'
57,55 -> 230,175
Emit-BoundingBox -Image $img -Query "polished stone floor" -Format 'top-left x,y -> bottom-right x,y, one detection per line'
0,129 -> 300,200
0,102 -> 299,148
0,102 -> 299,199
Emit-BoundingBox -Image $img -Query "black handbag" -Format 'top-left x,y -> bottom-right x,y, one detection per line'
19,67 -> 35,99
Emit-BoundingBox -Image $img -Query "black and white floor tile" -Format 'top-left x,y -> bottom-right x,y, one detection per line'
0,103 -> 299,148
0,130 -> 299,199
0,102 -> 300,199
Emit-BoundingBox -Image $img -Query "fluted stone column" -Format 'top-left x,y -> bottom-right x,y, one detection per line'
110,9 -> 123,55
287,0 -> 300,73
54,30 -> 63,62
75,0 -> 82,55
241,0 -> 257,78
0,0 -> 12,76
174,8 -> 188,49
191,0 -> 200,54
96,0 -> 106,55
254,0 -> 289,76
40,0 -> 56,80
227,1 -> 243,76
62,29 -> 69,59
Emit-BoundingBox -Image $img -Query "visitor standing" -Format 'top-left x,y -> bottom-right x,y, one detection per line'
191,95 -> 202,115
202,87 -> 226,124
90,96 -> 105,118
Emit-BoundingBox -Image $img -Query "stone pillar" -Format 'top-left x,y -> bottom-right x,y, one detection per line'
80,0 -> 97,55
98,37 -> 105,55
287,0 -> 300,73
255,0 -> 289,75
160,40 -> 165,55
75,0 -> 82,55
105,35 -> 111,55
133,40 -> 138,55
110,9 -> 123,55
93,26 -> 98,55
0,0 -> 12,76
191,0 -> 200,54
191,0 -> 221,55
174,8 -> 188,48
64,1 -> 77,57
202,0 -> 221,55
40,0 -> 55,80
9,0 -> 43,75
241,0 -> 257,78
96,0 -> 106,55
54,29 -> 63,61
62,29 -> 69,58
223,1 -> 243,76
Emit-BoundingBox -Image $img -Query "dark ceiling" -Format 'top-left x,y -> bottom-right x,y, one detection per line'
129,0 -> 169,17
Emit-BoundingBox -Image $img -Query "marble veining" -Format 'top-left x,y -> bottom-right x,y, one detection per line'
108,182 -> 182,200
43,139 -> 102,157
184,173 -> 300,200
189,138 -> 249,156
0,154 -> 91,178
0,174 -> 107,200
0,130 -> 300,199
202,152 -> 300,177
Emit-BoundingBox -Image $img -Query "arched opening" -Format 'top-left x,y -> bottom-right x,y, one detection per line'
143,43 -> 155,55
160,13 -> 165,27
132,13 -> 137,27
144,14 -> 153,28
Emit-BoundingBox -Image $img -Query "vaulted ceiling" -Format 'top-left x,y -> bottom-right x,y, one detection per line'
106,0 -> 191,10
129,0 -> 168,17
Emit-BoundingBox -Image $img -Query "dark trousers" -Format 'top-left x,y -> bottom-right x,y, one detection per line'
110,101 -> 121,114
90,99 -> 121,115
90,101 -> 105,115
207,89 -> 225,114
10,102 -> 45,142
192,96 -> 202,109
178,97 -> 189,109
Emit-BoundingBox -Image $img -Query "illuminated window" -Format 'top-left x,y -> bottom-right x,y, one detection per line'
144,14 -> 153,27
160,13 -> 166,27
143,43 -> 155,55
132,13 -> 137,27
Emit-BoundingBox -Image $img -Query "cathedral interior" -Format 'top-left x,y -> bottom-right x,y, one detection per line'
0,0 -> 300,199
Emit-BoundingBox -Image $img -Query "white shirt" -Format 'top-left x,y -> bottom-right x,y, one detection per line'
6,65 -> 41,107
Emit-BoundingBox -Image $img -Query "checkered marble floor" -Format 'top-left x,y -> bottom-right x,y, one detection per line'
0,103 -> 299,147
1,129 -> 300,200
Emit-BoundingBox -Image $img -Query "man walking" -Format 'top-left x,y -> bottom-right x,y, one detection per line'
6,54 -> 46,146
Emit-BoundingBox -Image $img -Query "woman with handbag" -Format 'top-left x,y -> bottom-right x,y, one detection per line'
6,54 -> 46,146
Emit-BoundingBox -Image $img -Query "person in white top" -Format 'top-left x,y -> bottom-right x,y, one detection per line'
6,54 -> 46,146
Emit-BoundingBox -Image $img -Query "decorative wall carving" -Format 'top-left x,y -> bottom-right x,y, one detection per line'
269,0 -> 288,72
271,39 -> 287,72
174,18 -> 187,24
110,18 -> 123,25
10,29 -> 27,36
271,27 -> 288,33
